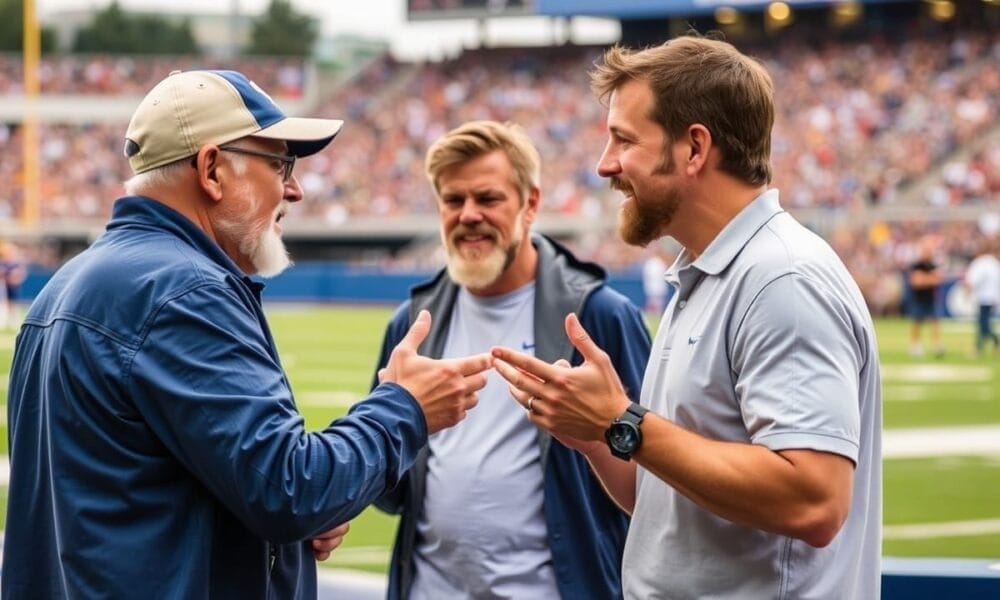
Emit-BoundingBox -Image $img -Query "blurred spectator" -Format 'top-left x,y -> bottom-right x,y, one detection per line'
908,235 -> 946,357
0,241 -> 26,330
641,245 -> 671,316
964,238 -> 1000,356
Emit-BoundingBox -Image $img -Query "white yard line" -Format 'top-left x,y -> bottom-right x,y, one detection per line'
884,518 -> 1000,540
883,425 -> 1000,458
321,546 -> 392,566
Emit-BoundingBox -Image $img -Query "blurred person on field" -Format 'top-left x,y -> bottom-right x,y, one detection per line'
964,238 -> 1000,356
372,120 -> 651,600
908,235 -> 946,357
641,244 -> 671,316
0,241 -> 26,330
492,35 -> 882,599
2,70 -> 492,599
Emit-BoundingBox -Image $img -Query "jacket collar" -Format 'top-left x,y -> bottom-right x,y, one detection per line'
409,233 -> 605,363
107,196 -> 263,293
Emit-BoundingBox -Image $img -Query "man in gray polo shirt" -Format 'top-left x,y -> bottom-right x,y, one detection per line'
493,36 -> 882,599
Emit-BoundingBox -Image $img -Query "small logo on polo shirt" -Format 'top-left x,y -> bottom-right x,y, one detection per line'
522,341 -> 536,351
688,335 -> 701,345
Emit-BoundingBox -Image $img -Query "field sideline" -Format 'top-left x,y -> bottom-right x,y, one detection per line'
0,305 -> 998,573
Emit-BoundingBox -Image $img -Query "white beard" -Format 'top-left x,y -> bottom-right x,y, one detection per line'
241,216 -> 291,277
217,200 -> 292,278
443,216 -> 523,291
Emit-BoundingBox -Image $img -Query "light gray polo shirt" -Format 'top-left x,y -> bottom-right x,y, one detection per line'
623,190 -> 882,600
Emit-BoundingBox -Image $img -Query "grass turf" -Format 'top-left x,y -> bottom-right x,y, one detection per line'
1,307 -> 998,571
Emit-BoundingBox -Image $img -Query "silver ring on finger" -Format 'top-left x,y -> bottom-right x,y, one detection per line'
526,396 -> 536,413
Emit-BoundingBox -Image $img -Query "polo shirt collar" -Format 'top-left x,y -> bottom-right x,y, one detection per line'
689,189 -> 784,276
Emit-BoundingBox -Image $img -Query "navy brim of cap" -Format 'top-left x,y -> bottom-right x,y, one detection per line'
253,117 -> 344,157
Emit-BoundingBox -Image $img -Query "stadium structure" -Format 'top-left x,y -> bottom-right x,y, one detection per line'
1,0 -> 999,596
0,0 -> 997,309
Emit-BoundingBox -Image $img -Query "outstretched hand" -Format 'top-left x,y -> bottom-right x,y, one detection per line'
382,310 -> 493,434
492,313 -> 630,441
503,359 -> 605,456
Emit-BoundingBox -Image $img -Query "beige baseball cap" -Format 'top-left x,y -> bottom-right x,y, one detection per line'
124,69 -> 343,174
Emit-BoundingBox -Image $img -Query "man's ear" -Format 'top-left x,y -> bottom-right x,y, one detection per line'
194,146 -> 224,203
523,186 -> 540,225
685,124 -> 712,176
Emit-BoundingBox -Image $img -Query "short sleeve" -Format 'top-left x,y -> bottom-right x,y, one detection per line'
731,273 -> 863,463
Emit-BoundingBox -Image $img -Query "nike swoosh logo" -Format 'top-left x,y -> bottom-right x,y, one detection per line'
522,341 -> 536,351
688,336 -> 700,345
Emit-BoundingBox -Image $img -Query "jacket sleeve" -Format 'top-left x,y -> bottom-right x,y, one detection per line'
578,287 -> 651,403
125,284 -> 427,543
371,301 -> 414,516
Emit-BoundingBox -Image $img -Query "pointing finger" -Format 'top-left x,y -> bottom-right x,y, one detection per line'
450,352 -> 494,377
493,358 -> 545,399
490,346 -> 559,382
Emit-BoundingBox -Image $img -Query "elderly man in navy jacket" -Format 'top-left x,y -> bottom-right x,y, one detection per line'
3,70 -> 492,599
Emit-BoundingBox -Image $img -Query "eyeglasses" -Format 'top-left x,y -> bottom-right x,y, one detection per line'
218,145 -> 296,182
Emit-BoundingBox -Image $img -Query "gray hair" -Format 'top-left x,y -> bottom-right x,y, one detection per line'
123,150 -> 248,196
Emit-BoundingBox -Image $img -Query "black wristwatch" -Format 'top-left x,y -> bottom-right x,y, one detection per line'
605,402 -> 649,461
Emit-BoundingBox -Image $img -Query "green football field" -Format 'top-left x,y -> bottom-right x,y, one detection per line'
1,305 -> 998,573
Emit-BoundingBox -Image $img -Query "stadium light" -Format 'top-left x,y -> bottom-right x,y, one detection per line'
832,1 -> 864,26
714,6 -> 741,26
765,1 -> 793,32
767,1 -> 792,22
928,0 -> 957,21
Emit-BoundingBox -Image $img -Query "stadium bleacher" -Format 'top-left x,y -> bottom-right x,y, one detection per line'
0,4 -> 995,307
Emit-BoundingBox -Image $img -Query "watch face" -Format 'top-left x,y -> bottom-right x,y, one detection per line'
609,423 -> 639,453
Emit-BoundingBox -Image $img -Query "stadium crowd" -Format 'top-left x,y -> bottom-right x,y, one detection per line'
0,53 -> 305,96
2,31 -> 996,226
306,30 -> 999,221
0,29 -> 998,315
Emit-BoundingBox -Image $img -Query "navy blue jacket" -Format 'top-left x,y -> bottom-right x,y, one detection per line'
3,197 -> 428,599
373,235 -> 652,600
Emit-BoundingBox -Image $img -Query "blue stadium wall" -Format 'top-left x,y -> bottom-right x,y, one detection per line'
18,263 -> 967,318
17,262 -> 651,307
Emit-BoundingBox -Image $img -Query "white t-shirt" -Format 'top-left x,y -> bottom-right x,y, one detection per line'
966,254 -> 1000,305
411,282 -> 559,600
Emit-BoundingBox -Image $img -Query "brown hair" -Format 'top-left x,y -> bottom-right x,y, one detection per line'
590,35 -> 774,186
425,120 -> 541,202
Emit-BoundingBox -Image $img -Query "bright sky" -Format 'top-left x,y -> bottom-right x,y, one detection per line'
36,0 -> 620,61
